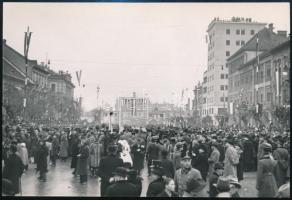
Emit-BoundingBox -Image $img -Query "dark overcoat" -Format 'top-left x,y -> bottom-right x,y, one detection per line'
70,139 -> 80,169
105,180 -> 139,196
161,158 -> 175,178
36,144 -> 49,173
98,155 -> 124,182
3,153 -> 24,194
76,145 -> 90,176
273,147 -> 289,188
256,155 -> 278,197
146,177 -> 165,197
132,143 -> 146,171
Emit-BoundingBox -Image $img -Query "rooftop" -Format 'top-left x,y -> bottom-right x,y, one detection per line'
207,17 -> 266,32
227,26 -> 288,61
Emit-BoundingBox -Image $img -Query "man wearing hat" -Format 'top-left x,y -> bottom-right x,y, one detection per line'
256,143 -> 278,197
146,136 -> 161,176
98,145 -> 124,196
209,162 -> 224,197
223,138 -> 239,179
214,176 -> 231,197
146,161 -> 165,197
183,177 -> 207,197
105,167 -> 139,196
174,152 -> 202,197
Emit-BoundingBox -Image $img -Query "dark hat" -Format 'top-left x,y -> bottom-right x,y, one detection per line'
123,162 -> 132,169
10,145 -> 18,153
213,177 -> 230,192
214,162 -> 224,170
186,178 -> 206,193
211,142 -> 220,148
128,169 -> 138,177
150,167 -> 164,176
113,167 -> 128,177
182,153 -> 191,160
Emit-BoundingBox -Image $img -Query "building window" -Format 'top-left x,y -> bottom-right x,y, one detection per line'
251,30 -> 255,35
225,85 -> 228,90
241,40 -> 245,46
260,94 -> 263,102
226,40 -> 230,46
51,83 -> 56,92
225,74 -> 228,79
236,40 -> 240,46
220,97 -> 225,102
226,29 -> 230,35
226,51 -> 230,56
220,85 -> 225,90
241,29 -> 245,35
221,74 -> 225,79
267,92 -> 272,102
236,29 -> 240,35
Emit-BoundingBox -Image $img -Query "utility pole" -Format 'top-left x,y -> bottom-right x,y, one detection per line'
23,26 -> 32,121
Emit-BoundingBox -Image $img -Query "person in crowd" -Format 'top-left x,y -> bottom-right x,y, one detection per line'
45,138 -> 52,167
273,142 -> 289,188
127,168 -> 143,196
173,142 -> 183,170
183,177 -> 207,197
160,149 -> 175,179
228,176 -> 242,197
209,162 -> 224,197
146,162 -> 165,197
76,139 -> 90,184
235,143 -> 244,182
131,138 -> 146,175
146,137 -> 161,176
208,142 -> 220,178
98,145 -> 124,196
59,132 -> 68,161
105,167 -> 139,197
223,138 -> 240,179
18,143 -> 29,172
51,135 -> 59,167
174,152 -> 202,197
89,137 -> 102,177
36,139 -> 49,182
242,136 -> 255,172
2,145 -> 24,196
276,170 -> 290,198
118,139 -> 133,166
256,143 -> 278,197
196,143 -> 209,181
70,133 -> 80,175
157,177 -> 177,197
214,176 -> 231,197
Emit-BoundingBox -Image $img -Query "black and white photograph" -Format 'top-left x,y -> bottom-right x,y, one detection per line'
2,1 -> 290,197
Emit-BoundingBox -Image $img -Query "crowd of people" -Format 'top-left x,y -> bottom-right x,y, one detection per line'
2,119 -> 290,197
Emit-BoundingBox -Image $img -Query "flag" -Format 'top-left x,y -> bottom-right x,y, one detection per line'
76,71 -> 80,86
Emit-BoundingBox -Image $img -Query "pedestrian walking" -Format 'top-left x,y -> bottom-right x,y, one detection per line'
36,140 -> 49,182
209,162 -> 224,197
160,149 -> 175,178
59,133 -> 68,161
2,145 -> 24,196
89,137 -> 102,177
105,167 -> 139,197
76,139 -> 90,184
98,145 -> 123,196
256,143 -> 278,197
18,143 -> 29,172
208,142 -> 220,178
51,135 -> 59,167
132,138 -> 146,175
174,153 -> 202,197
223,138 -> 239,179
146,162 -> 165,197
273,146 -> 289,188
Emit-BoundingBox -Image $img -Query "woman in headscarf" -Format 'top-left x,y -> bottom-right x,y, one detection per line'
118,139 -> 133,166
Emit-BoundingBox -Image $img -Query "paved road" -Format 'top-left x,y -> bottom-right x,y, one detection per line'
16,159 -> 258,197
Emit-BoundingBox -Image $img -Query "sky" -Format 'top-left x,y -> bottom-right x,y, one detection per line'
3,3 -> 290,111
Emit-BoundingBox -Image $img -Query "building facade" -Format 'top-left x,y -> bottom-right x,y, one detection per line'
115,92 -> 149,127
227,25 -> 289,127
202,17 -> 266,125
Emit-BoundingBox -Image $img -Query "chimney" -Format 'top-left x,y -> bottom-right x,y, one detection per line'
268,23 -> 274,31
277,30 -> 287,38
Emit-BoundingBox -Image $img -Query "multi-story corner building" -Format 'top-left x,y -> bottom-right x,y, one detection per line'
193,81 -> 203,117
115,92 -> 150,127
202,17 -> 266,125
227,25 -> 289,127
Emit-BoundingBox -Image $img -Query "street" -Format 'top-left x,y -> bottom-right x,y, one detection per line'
19,159 -> 258,197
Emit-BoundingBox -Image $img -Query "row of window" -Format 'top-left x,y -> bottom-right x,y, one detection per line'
202,96 -> 228,103
221,74 -> 228,79
226,29 -> 255,35
201,107 -> 228,115
220,85 -> 228,90
226,40 -> 245,46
